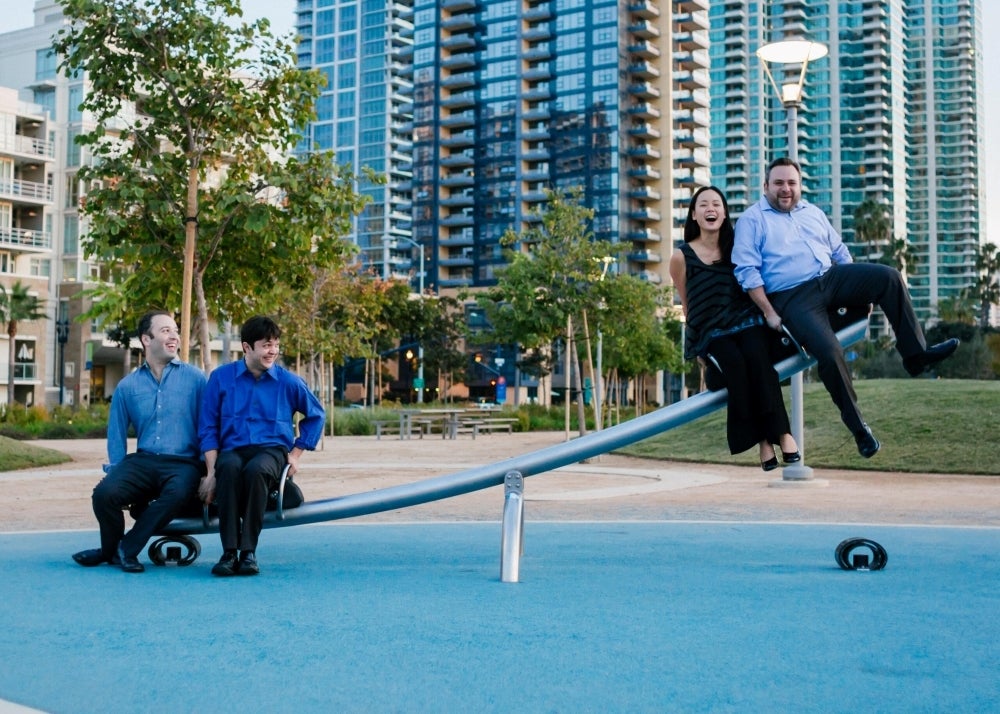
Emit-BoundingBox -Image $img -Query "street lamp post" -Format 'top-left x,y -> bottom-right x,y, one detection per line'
393,237 -> 426,403
756,38 -> 828,485
55,319 -> 70,405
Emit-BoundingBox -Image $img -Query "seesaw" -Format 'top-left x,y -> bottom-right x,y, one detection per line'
151,313 -> 870,581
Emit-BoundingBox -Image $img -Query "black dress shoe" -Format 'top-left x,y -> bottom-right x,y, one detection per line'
782,451 -> 801,464
854,424 -> 881,459
118,544 -> 145,573
212,551 -> 239,577
72,548 -> 108,567
237,551 -> 259,576
760,456 -> 779,472
904,338 -> 960,376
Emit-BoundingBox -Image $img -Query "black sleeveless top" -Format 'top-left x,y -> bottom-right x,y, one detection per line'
681,243 -> 762,359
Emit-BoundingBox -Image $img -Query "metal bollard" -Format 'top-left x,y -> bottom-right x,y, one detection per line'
500,470 -> 524,583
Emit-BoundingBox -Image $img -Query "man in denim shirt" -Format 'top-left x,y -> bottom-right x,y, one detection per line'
733,157 -> 959,458
198,315 -> 324,576
72,311 -> 206,572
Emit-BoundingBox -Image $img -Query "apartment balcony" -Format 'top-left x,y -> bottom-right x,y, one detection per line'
629,123 -> 661,140
628,21 -> 660,39
439,253 -> 475,267
523,85 -> 552,101
441,130 -> 475,147
0,178 -> 53,205
442,71 -> 475,89
628,250 -> 663,264
628,61 -> 660,80
629,186 -> 662,202
524,5 -> 552,21
523,45 -> 553,61
440,213 -> 475,227
628,1 -> 659,19
440,192 -> 474,207
628,165 -> 661,182
630,208 -> 662,222
522,166 -> 550,181
440,153 -> 474,168
440,110 -> 475,128
523,105 -> 551,121
674,31 -> 708,52
523,65 -> 552,81
628,41 -> 660,59
441,91 -> 475,108
442,12 -> 475,31
439,276 -> 475,289
523,25 -> 552,42
628,103 -> 661,120
442,54 -> 476,70
522,146 -> 550,161
440,230 -> 475,247
628,82 -> 660,99
628,144 -> 661,161
522,189 -> 548,203
0,225 -> 52,252
442,33 -> 476,50
0,133 -> 55,162
627,228 -> 662,243
634,270 -> 663,284
442,0 -> 476,10
441,172 -> 475,188
522,125 -> 550,141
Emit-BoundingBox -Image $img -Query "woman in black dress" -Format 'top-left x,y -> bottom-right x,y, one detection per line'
668,186 -> 799,470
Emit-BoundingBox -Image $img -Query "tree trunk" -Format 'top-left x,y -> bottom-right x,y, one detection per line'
181,165 -> 199,363
194,269 -> 211,373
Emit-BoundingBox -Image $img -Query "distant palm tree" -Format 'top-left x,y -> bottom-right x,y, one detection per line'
0,281 -> 46,406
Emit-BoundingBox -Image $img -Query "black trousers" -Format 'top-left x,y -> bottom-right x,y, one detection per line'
707,326 -> 791,454
92,452 -> 203,560
768,263 -> 926,434
214,446 -> 286,552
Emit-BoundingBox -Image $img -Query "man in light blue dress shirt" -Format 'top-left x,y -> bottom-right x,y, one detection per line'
733,157 -> 958,458
72,311 -> 206,572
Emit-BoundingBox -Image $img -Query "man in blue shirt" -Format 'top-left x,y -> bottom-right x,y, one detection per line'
733,157 -> 958,458
198,315 -> 325,576
72,311 -> 206,573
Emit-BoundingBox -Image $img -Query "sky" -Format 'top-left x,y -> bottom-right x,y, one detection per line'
2,0 -> 999,242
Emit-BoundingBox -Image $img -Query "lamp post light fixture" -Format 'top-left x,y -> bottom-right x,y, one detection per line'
55,319 -> 70,405
393,237 -> 426,403
756,37 -> 828,485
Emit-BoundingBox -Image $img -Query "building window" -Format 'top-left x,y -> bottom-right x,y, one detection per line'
35,48 -> 57,82
30,258 -> 51,277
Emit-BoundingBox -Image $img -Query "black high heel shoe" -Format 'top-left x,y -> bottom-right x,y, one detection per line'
761,456 -> 779,472
782,450 -> 801,464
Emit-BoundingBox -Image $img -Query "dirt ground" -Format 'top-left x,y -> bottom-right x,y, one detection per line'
2,432 -> 998,532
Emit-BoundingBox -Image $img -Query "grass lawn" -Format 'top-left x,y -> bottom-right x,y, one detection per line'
0,435 -> 73,472
618,379 -> 1000,475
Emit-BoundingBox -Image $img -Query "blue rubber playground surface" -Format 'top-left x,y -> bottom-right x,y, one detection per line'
1,520 -> 997,713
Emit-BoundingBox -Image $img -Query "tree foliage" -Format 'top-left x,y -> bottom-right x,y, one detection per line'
53,0 -> 366,369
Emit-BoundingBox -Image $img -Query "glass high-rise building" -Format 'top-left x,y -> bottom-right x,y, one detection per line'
709,0 -> 983,324
296,0 -> 415,280
300,0 -> 712,293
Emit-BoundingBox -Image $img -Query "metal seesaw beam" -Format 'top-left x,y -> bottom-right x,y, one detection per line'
161,320 -> 868,537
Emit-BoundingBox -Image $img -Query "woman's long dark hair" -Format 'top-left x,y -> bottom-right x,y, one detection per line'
683,185 -> 735,261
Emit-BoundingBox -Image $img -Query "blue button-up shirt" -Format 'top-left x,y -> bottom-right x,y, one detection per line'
733,196 -> 853,294
198,359 -> 325,454
105,359 -> 206,472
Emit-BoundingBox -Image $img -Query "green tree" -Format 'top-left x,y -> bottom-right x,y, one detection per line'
54,0 -> 363,369
852,198 -> 891,260
0,282 -> 46,406
966,242 -> 1000,329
